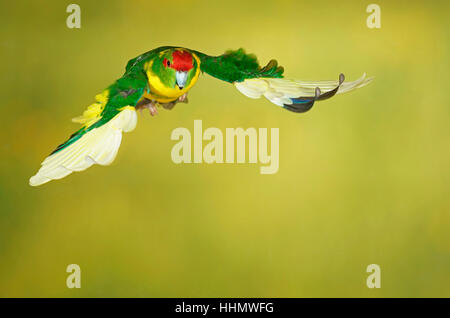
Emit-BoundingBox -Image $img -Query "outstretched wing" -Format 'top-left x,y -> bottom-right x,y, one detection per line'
29,71 -> 148,186
193,48 -> 284,83
236,73 -> 373,113
194,48 -> 373,112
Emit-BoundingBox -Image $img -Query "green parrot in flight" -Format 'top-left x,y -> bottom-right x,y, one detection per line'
29,46 -> 373,186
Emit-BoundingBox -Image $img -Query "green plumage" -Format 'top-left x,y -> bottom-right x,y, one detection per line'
50,46 -> 284,155
127,46 -> 285,83
193,48 -> 284,83
30,45 -> 374,187
51,71 -> 147,155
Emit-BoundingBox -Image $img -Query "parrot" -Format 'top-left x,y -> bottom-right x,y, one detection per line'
29,46 -> 373,186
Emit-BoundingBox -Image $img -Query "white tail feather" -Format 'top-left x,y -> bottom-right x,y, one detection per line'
29,108 -> 137,186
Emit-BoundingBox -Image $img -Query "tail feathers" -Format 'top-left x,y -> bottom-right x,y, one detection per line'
29,108 -> 137,186
234,73 -> 374,113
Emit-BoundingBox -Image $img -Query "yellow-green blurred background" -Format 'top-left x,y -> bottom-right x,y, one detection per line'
0,0 -> 449,297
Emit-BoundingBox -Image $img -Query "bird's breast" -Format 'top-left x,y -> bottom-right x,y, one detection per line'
144,58 -> 200,104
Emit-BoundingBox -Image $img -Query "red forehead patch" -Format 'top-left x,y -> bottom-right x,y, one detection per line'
171,50 -> 193,71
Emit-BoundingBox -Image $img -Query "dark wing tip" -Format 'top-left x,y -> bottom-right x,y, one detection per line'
282,73 -> 346,113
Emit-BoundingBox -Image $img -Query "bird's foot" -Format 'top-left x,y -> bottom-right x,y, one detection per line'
136,98 -> 158,116
178,93 -> 189,103
148,104 -> 158,116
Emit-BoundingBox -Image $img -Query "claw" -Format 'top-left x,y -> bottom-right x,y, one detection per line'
148,104 -> 158,116
136,98 -> 159,116
178,93 -> 188,103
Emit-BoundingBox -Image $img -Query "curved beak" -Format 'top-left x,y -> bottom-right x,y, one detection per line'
176,71 -> 188,90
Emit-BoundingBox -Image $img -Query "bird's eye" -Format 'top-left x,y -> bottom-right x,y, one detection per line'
167,60 -> 171,67
163,58 -> 171,67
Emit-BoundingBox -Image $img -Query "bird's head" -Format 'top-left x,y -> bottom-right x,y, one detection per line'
150,48 -> 198,90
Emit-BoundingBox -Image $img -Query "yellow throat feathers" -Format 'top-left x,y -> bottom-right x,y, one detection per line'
143,52 -> 200,103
